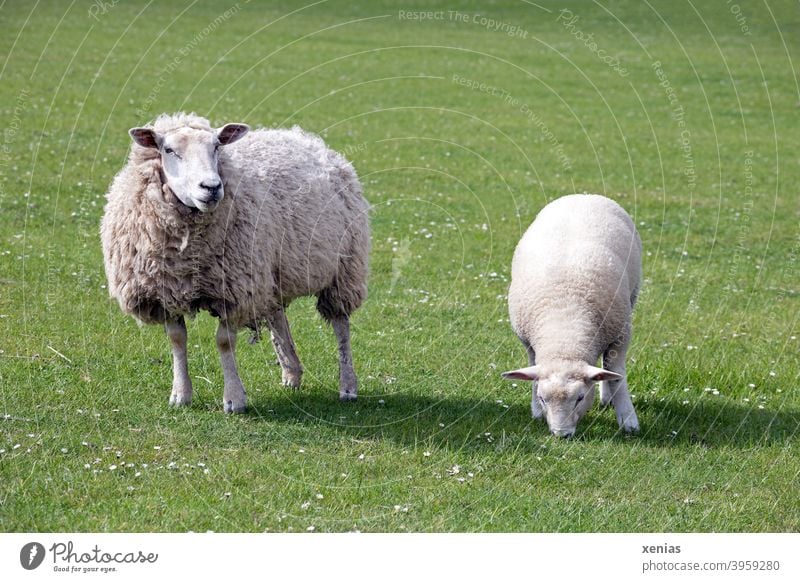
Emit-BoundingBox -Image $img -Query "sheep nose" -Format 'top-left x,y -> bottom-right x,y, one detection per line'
199,180 -> 222,199
551,428 -> 575,438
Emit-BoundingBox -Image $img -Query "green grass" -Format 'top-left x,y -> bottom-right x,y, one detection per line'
0,0 -> 798,532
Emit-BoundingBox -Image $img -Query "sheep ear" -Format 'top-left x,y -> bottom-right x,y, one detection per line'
585,365 -> 622,382
217,123 -> 249,145
502,366 -> 540,381
129,127 -> 161,149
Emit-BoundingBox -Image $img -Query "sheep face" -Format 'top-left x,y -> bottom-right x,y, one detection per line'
129,123 -> 249,212
502,363 -> 621,437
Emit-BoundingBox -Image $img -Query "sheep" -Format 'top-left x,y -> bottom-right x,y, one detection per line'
100,112 -> 370,413
502,194 -> 641,437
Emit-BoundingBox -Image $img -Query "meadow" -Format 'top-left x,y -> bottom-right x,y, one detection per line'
0,0 -> 798,531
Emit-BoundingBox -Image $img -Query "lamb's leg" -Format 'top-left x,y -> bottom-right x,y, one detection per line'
267,308 -> 303,389
166,317 -> 192,407
216,320 -> 247,414
332,316 -> 358,401
526,345 -> 544,420
602,342 -> 639,433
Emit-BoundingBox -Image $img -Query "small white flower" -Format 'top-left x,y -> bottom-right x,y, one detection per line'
423,451 -> 431,457
358,453 -> 365,460
306,526 -> 315,532
301,501 -> 311,510
135,472 -> 142,477
153,446 -> 161,450
109,465 -> 117,471
315,493 -> 324,500
61,448 -> 68,453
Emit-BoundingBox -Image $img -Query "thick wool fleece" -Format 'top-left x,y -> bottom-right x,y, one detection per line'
101,113 -> 370,330
508,194 -> 641,364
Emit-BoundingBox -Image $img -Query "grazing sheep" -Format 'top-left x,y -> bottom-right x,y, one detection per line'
101,113 -> 370,412
502,194 -> 641,437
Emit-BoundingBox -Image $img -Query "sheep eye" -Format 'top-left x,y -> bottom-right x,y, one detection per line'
575,393 -> 585,406
164,147 -> 179,157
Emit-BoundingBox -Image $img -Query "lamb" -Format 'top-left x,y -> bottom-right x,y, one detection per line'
100,112 -> 370,413
502,194 -> 641,437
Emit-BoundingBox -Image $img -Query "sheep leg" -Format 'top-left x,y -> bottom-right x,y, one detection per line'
267,308 -> 303,389
332,316 -> 358,401
602,343 -> 639,433
526,345 -> 544,420
216,320 -> 247,414
166,317 -> 192,407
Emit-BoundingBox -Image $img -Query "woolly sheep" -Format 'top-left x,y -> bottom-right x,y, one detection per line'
101,113 -> 370,413
502,194 -> 641,437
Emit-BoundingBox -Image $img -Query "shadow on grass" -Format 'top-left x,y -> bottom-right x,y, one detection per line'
242,388 -> 799,453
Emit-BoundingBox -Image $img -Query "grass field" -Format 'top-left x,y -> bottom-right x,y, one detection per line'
0,0 -> 798,532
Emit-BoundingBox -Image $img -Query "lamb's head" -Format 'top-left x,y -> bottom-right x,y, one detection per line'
502,361 -> 621,437
129,120 -> 249,212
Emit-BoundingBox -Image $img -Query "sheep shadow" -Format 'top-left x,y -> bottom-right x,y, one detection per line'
242,388 -> 799,453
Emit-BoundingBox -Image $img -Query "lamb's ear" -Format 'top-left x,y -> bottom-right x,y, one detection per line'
217,123 -> 249,145
502,366 -> 540,381
585,365 -> 622,382
129,127 -> 161,149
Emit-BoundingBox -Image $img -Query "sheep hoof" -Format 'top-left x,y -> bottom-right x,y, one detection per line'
622,422 -> 640,434
339,390 -> 357,402
618,414 -> 640,434
169,392 -> 192,407
223,399 -> 247,414
282,371 -> 302,389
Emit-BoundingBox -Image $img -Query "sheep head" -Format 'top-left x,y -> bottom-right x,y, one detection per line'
129,122 -> 249,212
502,362 -> 621,437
